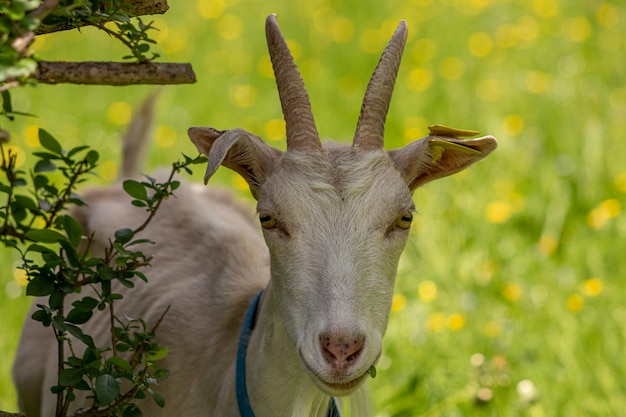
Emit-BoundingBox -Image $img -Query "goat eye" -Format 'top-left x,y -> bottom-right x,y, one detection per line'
395,212 -> 413,230
259,214 -> 277,229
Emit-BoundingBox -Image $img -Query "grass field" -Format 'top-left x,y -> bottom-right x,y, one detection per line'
1,0 -> 625,415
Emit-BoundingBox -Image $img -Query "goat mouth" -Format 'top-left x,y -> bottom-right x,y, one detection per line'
317,372 -> 368,394
299,351 -> 370,395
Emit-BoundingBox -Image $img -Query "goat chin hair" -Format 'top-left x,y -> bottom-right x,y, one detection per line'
289,384 -> 372,417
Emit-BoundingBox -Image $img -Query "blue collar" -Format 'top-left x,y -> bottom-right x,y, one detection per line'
236,290 -> 341,417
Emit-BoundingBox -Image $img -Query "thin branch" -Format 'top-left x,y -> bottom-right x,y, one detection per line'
11,0 -> 61,56
35,61 -> 196,85
35,0 -> 169,35
55,307 -> 65,417
109,301 -> 117,357
0,81 -> 20,93
29,0 -> 62,20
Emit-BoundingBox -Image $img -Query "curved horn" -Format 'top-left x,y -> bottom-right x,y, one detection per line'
353,21 -> 408,150
266,14 -> 321,151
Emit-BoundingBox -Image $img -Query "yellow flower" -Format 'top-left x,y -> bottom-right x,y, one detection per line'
230,85 -> 257,108
217,14 -> 243,41
391,294 -> 407,313
264,119 -> 286,142
587,199 -> 621,229
426,313 -> 446,333
418,280 -> 437,303
563,17 -> 592,43
156,125 -> 177,148
485,200 -> 514,224
440,57 -> 465,80
447,313 -> 466,331
407,68 -> 433,92
197,0 -> 225,19
531,0 -> 559,18
468,32 -> 493,57
23,125 -> 40,148
107,102 -> 132,125
566,294 -> 584,313
14,268 -> 28,286
502,283 -> 523,302
503,114 -> 525,137
330,17 -> 354,43
581,278 -> 603,297
597,4 -> 619,29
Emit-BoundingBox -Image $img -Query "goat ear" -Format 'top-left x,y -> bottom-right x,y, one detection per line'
188,127 -> 282,199
388,134 -> 497,192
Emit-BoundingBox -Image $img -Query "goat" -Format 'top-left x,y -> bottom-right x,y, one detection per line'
13,15 -> 497,417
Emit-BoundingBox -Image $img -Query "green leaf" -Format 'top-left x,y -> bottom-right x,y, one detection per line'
49,291 -> 64,309
123,179 -> 147,200
26,243 -> 56,254
25,229 -> 65,243
34,159 -> 56,173
58,368 -> 84,387
19,16 -> 40,30
150,390 -> 166,408
97,266 -> 117,281
106,356 -> 133,373
122,403 -> 143,417
26,275 -> 55,296
95,374 -> 120,405
65,307 -> 93,324
115,228 -> 134,245
13,194 -> 38,211
62,215 -> 83,247
145,347 -> 169,362
66,145 -> 89,158
65,323 -> 95,348
73,296 -> 99,312
38,129 -> 63,155
86,149 -> 99,165
82,346 -> 98,364
1,90 -> 12,113
59,239 -> 81,268
117,276 -> 135,288
31,309 -> 52,326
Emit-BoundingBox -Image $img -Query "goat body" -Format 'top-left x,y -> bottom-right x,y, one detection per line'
13,15 -> 497,417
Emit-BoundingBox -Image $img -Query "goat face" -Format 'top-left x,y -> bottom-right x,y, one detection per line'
189,15 -> 497,396
257,148 -> 414,394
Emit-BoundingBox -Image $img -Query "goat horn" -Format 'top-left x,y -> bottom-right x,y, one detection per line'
353,21 -> 408,150
266,14 -> 321,151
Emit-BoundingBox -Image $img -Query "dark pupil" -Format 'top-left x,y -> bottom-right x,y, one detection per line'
260,215 -> 272,223
402,216 -> 412,222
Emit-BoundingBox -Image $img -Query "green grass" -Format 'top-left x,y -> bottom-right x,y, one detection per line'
2,0 -> 625,415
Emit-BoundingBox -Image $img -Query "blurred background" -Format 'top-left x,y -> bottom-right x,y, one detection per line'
1,0 -> 625,415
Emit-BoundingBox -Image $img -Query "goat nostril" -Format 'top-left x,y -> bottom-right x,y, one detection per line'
320,333 -> 365,369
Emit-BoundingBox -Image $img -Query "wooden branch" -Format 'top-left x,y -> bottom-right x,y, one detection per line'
0,411 -> 27,417
35,61 -> 196,86
35,0 -> 169,35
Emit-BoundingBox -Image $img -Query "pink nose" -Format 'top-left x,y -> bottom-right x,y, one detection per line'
320,333 -> 365,371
